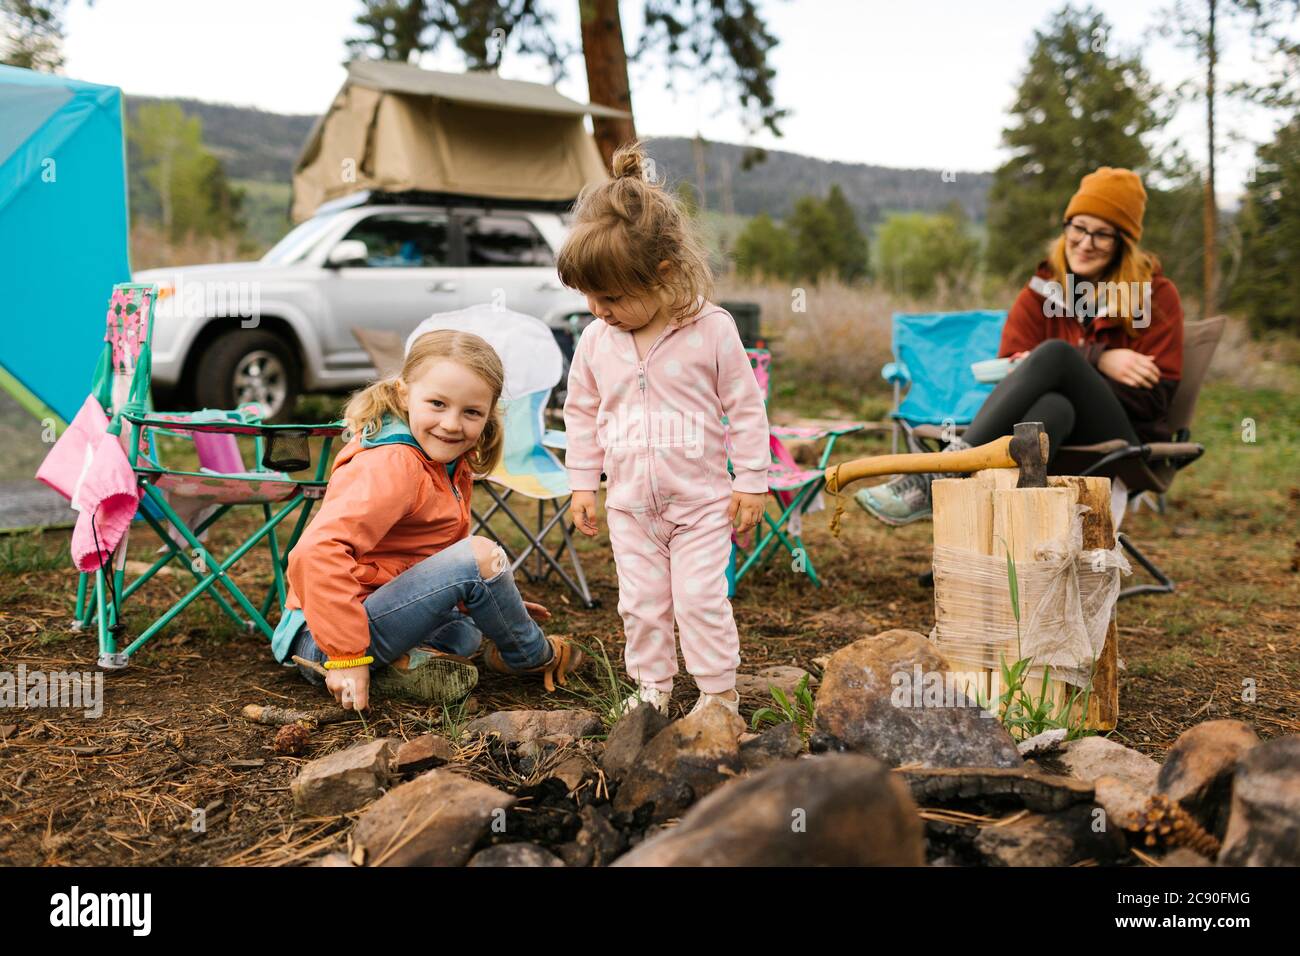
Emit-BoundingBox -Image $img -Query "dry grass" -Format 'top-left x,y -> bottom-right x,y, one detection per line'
129,223 -> 254,273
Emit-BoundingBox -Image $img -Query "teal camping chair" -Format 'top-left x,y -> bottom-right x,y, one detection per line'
884,310 -> 1007,453
63,283 -> 343,667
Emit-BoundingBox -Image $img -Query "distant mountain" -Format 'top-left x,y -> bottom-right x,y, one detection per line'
122,97 -> 992,230
643,138 -> 991,226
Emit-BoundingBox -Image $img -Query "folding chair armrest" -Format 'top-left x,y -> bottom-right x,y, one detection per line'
1144,442 -> 1205,465
1068,442 -> 1149,477
881,361 -> 911,386
122,412 -> 345,438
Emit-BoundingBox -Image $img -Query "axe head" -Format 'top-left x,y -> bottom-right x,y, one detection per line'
1009,421 -> 1048,488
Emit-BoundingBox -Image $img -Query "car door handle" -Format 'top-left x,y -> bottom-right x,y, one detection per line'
427,281 -> 458,293
535,280 -> 564,292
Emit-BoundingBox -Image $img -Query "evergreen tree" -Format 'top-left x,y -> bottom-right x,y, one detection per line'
1230,115 -> 1300,333
732,212 -> 793,282
824,184 -> 868,282
985,4 -> 1163,281
787,195 -> 841,285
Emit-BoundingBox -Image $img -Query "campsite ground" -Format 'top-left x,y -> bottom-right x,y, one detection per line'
1,359 -> 1297,866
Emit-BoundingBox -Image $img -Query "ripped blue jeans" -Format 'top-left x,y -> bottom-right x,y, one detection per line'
288,536 -> 552,685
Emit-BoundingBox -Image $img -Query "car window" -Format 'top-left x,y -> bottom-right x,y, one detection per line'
261,212 -> 344,265
462,215 -> 555,267
339,213 -> 451,268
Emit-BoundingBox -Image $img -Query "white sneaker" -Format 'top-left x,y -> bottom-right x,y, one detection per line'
688,689 -> 740,717
611,684 -> 672,719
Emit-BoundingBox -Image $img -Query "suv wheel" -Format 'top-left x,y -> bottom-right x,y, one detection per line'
194,329 -> 301,422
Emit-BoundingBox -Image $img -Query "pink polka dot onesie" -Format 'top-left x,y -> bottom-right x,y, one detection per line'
563,301 -> 770,694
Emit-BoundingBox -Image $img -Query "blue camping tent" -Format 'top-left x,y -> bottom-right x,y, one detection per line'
0,65 -> 131,425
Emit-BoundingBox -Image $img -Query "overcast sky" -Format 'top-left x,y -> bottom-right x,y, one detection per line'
62,0 -> 1290,199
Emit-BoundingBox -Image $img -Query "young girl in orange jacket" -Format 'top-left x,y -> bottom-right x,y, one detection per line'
270,329 -> 583,710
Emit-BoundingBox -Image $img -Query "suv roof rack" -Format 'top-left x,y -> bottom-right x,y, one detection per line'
315,189 -> 576,216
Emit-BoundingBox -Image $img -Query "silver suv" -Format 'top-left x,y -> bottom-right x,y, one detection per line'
136,192 -> 591,419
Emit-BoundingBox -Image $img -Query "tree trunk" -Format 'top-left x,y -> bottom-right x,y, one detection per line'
579,0 -> 636,170
1203,0 -> 1219,317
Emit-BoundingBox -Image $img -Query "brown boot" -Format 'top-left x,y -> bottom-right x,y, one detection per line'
484,635 -> 585,692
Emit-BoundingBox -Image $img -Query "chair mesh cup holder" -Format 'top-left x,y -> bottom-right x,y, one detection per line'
262,430 -> 311,472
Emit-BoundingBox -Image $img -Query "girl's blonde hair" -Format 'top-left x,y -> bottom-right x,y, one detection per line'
557,140 -> 712,325
1047,230 -> 1161,338
343,330 -> 505,476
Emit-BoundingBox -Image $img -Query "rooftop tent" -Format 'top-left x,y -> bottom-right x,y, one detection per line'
291,60 -> 626,222
0,65 -> 131,426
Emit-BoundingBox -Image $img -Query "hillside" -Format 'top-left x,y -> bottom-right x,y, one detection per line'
124,95 -> 992,247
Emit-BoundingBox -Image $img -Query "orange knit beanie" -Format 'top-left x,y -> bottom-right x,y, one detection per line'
1064,167 -> 1147,241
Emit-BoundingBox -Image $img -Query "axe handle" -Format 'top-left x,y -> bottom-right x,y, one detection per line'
824,435 -> 1016,493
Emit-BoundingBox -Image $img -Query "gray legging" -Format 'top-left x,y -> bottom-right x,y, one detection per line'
961,339 -> 1139,461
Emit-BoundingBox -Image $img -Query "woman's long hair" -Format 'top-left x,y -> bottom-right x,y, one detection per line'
342,330 -> 505,476
1047,231 -> 1161,338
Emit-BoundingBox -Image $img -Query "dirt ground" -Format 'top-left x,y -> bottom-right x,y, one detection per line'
1,382 -> 1296,866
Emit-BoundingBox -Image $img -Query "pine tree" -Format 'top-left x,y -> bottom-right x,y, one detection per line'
824,184 -> 868,282
733,212 -> 793,282
1231,115 -> 1300,333
985,5 -> 1163,281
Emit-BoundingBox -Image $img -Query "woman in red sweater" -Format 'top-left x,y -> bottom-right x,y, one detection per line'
858,167 -> 1185,525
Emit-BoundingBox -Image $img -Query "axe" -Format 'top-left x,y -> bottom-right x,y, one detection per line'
825,421 -> 1049,496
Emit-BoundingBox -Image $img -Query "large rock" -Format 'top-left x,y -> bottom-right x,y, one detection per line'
1156,720 -> 1259,836
1059,736 -> 1160,791
974,805 -> 1126,866
352,769 -> 514,866
467,843 -> 565,867
741,721 -> 804,771
600,703 -> 671,782
613,754 -> 924,866
394,734 -> 456,774
612,706 -> 746,822
735,666 -> 817,700
291,738 -> 395,816
464,709 -> 602,745
814,630 -> 1023,769
1218,735 -> 1300,866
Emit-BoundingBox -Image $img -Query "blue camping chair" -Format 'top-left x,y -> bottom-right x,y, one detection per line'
883,310 -> 1007,453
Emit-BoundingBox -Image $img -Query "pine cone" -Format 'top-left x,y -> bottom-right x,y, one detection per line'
273,721 -> 311,756
1125,794 -> 1221,858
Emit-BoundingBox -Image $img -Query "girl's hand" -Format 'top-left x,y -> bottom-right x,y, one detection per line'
523,600 -> 551,622
729,491 -> 767,535
571,491 -> 600,536
1098,348 -> 1161,388
325,665 -> 370,711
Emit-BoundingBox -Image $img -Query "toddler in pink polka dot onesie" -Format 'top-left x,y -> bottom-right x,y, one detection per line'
557,142 -> 771,718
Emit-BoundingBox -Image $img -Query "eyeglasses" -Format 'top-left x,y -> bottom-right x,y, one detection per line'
1064,220 -> 1118,251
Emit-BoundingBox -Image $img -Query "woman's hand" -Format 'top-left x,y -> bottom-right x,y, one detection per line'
523,600 -> 551,622
571,491 -> 600,536
1098,348 -> 1161,388
325,665 -> 370,711
729,491 -> 767,535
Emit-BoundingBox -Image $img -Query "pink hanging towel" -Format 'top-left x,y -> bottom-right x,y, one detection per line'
35,396 -> 110,500
70,435 -> 141,572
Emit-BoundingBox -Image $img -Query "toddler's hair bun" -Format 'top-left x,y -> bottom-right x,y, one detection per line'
611,142 -> 646,180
